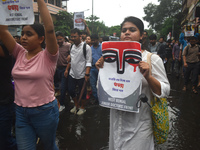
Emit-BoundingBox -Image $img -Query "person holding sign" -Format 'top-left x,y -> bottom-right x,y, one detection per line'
96,16 -> 170,149
0,0 -> 59,150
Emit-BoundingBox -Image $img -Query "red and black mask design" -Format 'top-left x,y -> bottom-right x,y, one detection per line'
102,42 -> 141,74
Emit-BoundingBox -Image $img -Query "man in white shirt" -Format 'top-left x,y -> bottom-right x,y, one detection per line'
64,28 -> 92,115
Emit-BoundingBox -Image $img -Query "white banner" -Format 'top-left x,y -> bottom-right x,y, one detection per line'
0,0 -> 34,25
74,11 -> 85,30
98,41 -> 143,113
184,25 -> 195,37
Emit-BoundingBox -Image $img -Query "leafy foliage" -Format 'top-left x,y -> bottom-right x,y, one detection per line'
145,28 -> 155,36
86,15 -> 109,37
143,0 -> 183,39
108,25 -> 121,37
86,15 -> 121,37
54,11 -> 73,36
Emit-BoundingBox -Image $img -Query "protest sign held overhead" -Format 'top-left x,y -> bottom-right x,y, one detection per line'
74,12 -> 85,30
0,0 -> 34,25
184,25 -> 195,37
98,41 -> 143,113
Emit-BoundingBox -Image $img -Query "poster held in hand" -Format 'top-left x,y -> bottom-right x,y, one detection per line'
0,0 -> 34,25
74,12 -> 85,30
98,41 -> 142,113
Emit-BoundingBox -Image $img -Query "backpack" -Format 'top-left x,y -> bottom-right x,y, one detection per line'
185,44 -> 200,56
70,43 -> 87,59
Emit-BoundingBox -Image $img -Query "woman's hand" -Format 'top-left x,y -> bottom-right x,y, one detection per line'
139,60 -> 162,96
139,61 -> 150,79
95,56 -> 104,70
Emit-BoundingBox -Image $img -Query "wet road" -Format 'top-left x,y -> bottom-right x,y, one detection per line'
37,74 -> 200,150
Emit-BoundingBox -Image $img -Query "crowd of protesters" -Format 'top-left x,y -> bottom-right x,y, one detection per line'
145,25 -> 200,94
0,2 -> 199,149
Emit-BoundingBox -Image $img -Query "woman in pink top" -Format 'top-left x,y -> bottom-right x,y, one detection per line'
0,0 -> 59,150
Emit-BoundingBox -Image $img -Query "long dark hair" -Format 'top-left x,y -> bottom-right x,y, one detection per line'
120,16 -> 144,36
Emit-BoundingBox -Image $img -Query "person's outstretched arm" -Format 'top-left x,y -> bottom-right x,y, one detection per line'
83,19 -> 90,36
0,26 -> 16,54
37,0 -> 58,55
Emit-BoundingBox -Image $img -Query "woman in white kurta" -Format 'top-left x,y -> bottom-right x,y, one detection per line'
96,16 -> 170,150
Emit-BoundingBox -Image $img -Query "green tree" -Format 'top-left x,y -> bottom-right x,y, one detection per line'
54,11 -> 73,36
108,25 -> 121,37
143,0 -> 183,39
86,15 -> 109,36
144,28 -> 155,36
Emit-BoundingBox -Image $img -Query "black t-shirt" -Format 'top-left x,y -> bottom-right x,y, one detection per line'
165,45 -> 172,59
0,42 -> 14,105
157,44 -> 166,60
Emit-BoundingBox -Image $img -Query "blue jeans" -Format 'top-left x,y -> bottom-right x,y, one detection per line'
0,103 -> 17,150
68,75 -> 86,99
54,66 -> 68,105
15,100 -> 59,150
90,67 -> 98,100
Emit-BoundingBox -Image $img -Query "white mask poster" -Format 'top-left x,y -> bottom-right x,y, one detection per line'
0,0 -> 34,25
98,41 -> 142,113
74,12 -> 85,30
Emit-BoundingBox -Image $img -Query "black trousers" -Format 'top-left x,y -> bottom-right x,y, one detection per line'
184,62 -> 200,86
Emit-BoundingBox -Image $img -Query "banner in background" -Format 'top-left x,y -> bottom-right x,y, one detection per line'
184,25 -> 195,37
74,11 -> 85,30
0,0 -> 34,25
98,41 -> 142,113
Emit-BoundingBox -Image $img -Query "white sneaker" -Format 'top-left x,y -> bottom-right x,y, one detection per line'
55,92 -> 60,97
70,106 -> 77,114
77,108 -> 86,115
70,96 -> 74,103
59,105 -> 65,112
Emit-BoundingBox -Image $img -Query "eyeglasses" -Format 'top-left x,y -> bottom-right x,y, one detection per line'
57,38 -> 63,41
70,36 -> 77,39
121,27 -> 136,33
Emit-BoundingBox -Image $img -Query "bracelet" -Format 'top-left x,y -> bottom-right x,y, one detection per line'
85,74 -> 90,76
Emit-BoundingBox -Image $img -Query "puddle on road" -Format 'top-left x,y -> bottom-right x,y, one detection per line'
37,76 -> 200,150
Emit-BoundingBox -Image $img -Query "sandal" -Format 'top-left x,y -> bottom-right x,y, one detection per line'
192,86 -> 198,94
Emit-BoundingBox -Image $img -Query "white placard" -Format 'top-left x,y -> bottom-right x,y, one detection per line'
74,11 -> 85,30
98,41 -> 143,113
0,0 -> 34,25
184,25 -> 195,37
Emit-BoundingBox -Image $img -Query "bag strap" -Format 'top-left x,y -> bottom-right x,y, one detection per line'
69,44 -> 73,56
147,52 -> 153,75
83,43 -> 86,59
147,52 -> 155,104
69,43 -> 87,59
137,52 -> 155,108
185,45 -> 189,56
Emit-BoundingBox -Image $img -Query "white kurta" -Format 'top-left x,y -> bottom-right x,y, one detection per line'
109,50 -> 170,150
